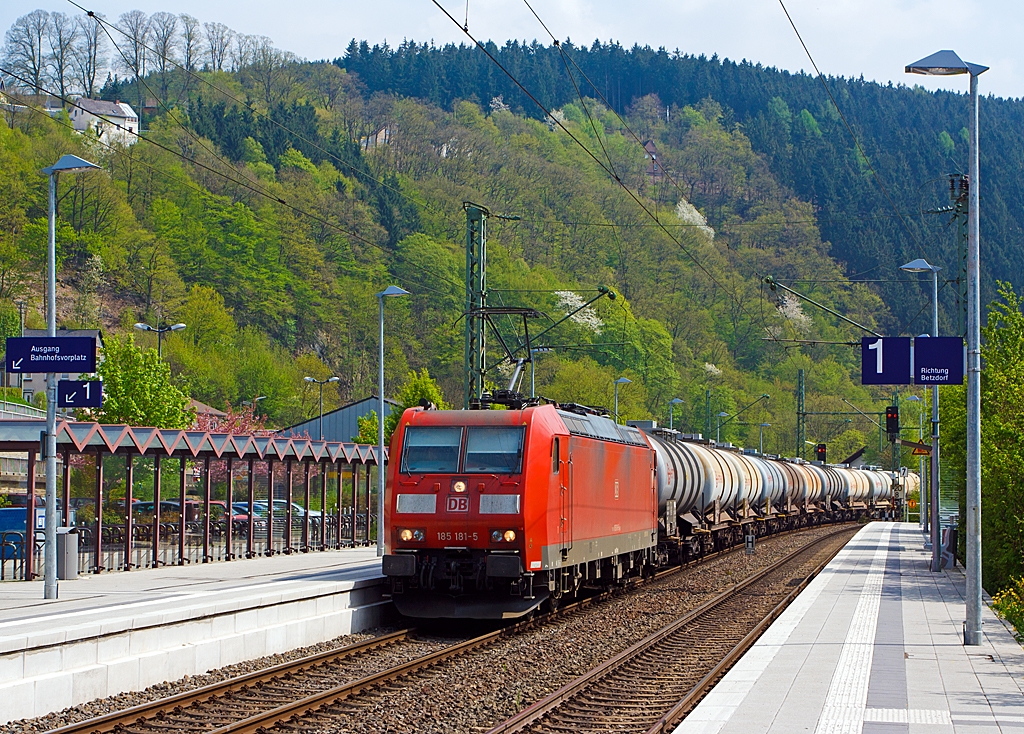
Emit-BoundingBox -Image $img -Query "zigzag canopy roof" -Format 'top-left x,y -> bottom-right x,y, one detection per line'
0,421 -> 383,464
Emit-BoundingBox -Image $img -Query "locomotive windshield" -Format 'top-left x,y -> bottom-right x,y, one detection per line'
464,427 -> 524,474
402,427 -> 462,473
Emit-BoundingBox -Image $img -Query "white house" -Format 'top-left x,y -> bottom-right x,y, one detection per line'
70,98 -> 139,146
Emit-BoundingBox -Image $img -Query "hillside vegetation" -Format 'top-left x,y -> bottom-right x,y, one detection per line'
343,39 -> 1024,334
0,10 -> 938,463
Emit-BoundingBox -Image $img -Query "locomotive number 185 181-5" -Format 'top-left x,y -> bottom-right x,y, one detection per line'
437,531 -> 478,542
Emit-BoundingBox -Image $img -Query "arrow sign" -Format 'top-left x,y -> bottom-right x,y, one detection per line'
58,379 -> 102,408
5,337 -> 96,373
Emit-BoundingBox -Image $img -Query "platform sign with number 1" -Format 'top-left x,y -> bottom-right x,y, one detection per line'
861,337 -> 912,385
57,379 -> 102,408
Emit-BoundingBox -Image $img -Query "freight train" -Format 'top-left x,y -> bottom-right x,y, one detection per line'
381,402 -> 905,619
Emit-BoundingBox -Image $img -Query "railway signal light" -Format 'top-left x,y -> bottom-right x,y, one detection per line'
886,405 -> 900,441
815,443 -> 827,463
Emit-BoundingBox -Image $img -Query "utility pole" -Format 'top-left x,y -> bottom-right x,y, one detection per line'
464,202 -> 489,408
704,389 -> 711,440
796,369 -> 806,459
953,175 -> 969,339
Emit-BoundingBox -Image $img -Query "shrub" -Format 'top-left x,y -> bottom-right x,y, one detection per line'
991,576 -> 1024,643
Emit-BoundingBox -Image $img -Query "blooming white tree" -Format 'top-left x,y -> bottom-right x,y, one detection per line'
554,291 -> 603,334
676,198 -> 715,242
776,293 -> 811,333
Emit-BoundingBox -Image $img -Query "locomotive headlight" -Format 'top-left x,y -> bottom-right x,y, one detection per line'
413,529 -> 425,541
399,528 -> 413,542
503,529 -> 517,542
491,530 -> 502,543
452,480 -> 467,493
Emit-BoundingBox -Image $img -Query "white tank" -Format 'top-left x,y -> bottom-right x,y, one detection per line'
648,436 -> 746,515
744,453 -> 787,509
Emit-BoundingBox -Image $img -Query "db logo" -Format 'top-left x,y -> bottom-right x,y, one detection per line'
446,495 -> 470,513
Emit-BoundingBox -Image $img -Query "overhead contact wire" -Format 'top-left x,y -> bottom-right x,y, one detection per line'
1,67 -> 460,300
68,0 -> 454,228
430,0 -> 768,337
776,0 -> 925,250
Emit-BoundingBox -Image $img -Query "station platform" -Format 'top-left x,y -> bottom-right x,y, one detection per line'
677,522 -> 1024,733
0,548 -> 387,724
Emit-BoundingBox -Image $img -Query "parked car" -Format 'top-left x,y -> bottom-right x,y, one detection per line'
229,502 -> 269,529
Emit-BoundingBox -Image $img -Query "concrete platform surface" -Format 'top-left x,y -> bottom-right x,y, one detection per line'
676,522 -> 1024,733
0,548 -> 386,723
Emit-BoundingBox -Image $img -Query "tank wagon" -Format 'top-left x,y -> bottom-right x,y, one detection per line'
382,403 -> 900,619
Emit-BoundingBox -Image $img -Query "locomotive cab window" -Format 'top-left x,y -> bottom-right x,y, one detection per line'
552,437 -> 560,473
464,427 -> 525,474
402,427 -> 463,473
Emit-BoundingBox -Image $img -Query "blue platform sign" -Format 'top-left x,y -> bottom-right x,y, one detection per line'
861,337 -> 912,385
58,379 -> 102,408
914,336 -> 965,385
5,337 -> 96,373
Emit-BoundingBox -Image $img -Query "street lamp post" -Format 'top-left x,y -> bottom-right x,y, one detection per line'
900,258 -> 942,572
759,422 -> 771,454
40,155 -> 100,600
669,397 -> 683,430
376,285 -> 410,556
905,394 -> 925,530
530,347 -> 553,398
613,377 -> 631,424
134,321 -> 187,359
303,377 -> 339,440
907,50 -> 987,645
242,395 -> 267,413
716,411 -> 729,443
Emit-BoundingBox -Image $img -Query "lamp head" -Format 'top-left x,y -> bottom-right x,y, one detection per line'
614,377 -> 632,385
900,258 -> 941,273
905,50 -> 988,77
669,397 -> 684,405
717,411 -> 729,418
304,376 -> 316,383
134,323 -> 153,332
905,395 -> 922,402
328,376 -> 340,383
377,285 -> 411,298
170,323 -> 187,331
41,154 -> 101,175
760,422 -> 771,427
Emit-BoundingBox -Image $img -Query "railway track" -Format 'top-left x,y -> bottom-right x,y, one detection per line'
486,526 -> 856,734
48,524 -> 854,734
46,628 -> 444,734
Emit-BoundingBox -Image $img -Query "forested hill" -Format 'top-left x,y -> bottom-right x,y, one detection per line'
341,40 -> 1024,334
2,9 -> 1014,465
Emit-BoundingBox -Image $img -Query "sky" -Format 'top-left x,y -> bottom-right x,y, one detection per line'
2,0 -> 1022,99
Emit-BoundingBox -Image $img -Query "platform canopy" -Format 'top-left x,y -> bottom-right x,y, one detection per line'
0,420 -> 383,464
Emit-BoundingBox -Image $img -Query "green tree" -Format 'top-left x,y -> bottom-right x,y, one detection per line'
944,282 -> 1024,593
354,368 -> 449,443
89,334 -> 195,428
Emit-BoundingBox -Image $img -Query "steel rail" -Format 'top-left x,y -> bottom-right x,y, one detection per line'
486,526 -> 856,734
642,531 -> 850,734
48,628 -> 417,734
52,523 -> 853,734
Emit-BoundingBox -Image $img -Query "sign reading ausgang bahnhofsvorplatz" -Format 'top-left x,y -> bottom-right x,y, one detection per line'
4,337 -> 97,373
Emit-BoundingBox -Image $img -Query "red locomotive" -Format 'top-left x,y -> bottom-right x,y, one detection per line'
382,402 -> 898,619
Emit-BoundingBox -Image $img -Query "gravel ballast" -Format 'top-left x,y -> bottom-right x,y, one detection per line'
4,523 -> 858,734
